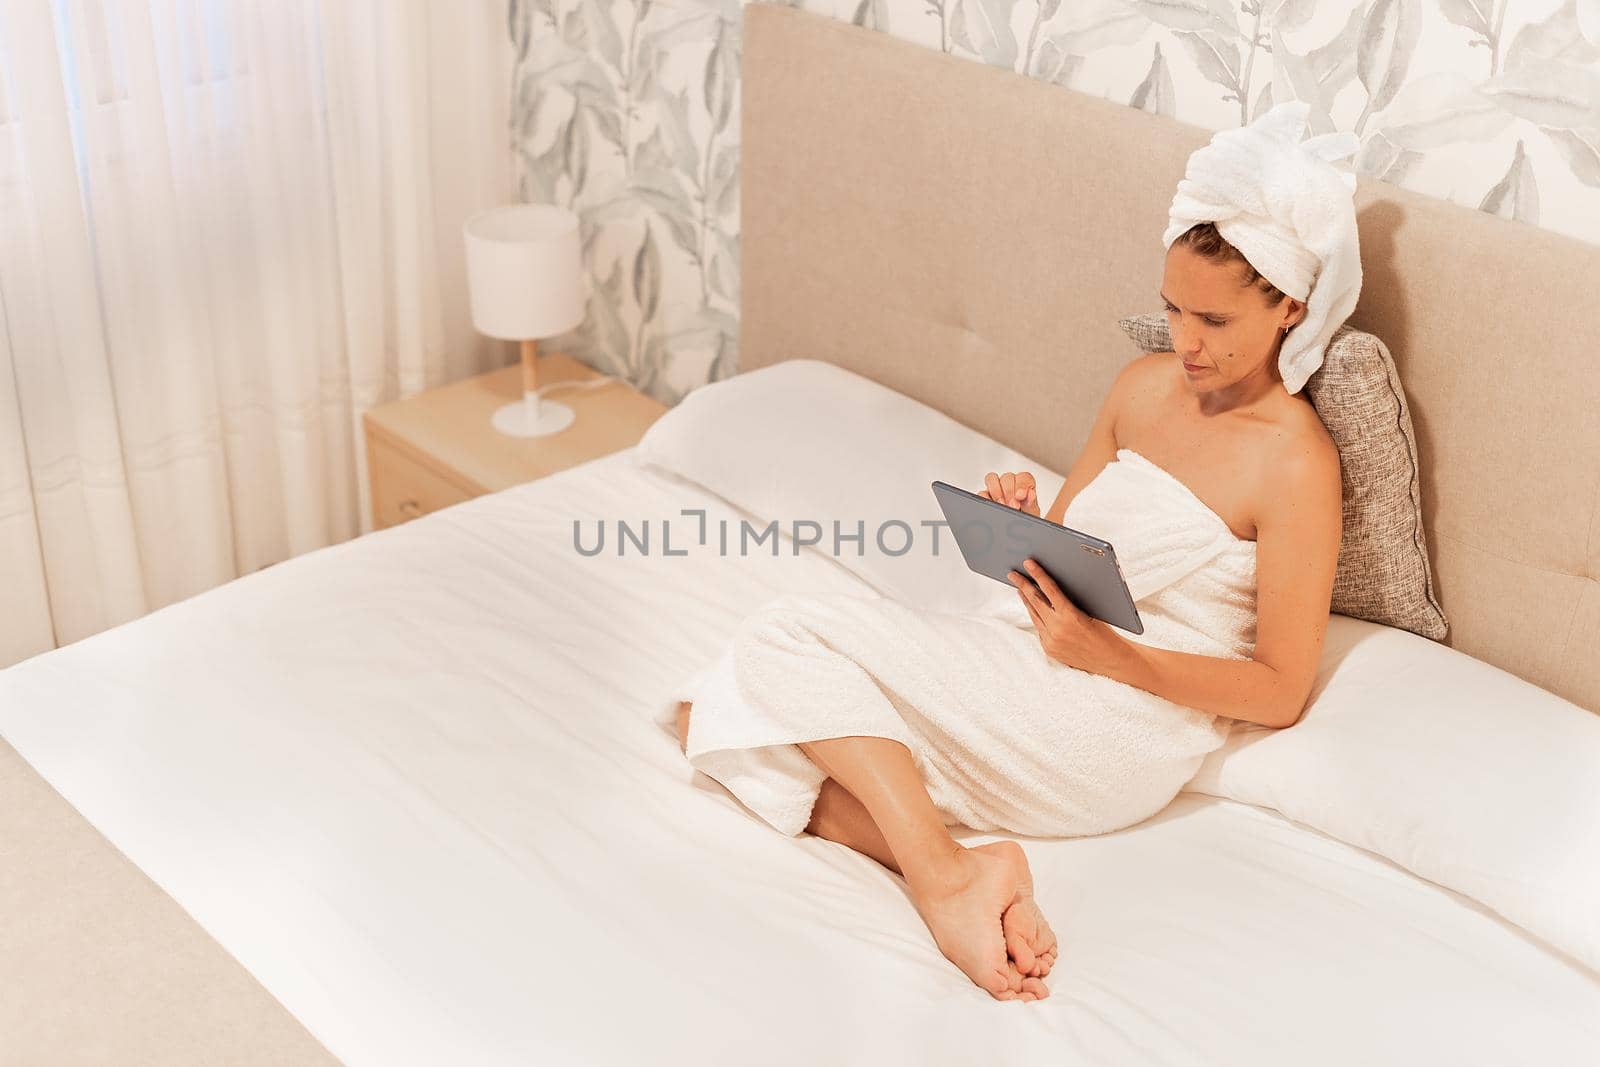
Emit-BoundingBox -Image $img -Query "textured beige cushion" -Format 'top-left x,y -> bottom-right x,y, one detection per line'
1117,314 -> 1448,641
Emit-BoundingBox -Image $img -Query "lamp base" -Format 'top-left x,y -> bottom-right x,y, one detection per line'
491,397 -> 575,437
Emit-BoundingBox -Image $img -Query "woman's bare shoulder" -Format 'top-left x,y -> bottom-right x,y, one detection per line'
1253,399 -> 1342,515
1271,395 -> 1340,468
1112,352 -> 1180,412
1122,351 -> 1176,384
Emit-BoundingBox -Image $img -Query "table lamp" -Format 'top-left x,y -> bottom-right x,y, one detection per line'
463,204 -> 586,437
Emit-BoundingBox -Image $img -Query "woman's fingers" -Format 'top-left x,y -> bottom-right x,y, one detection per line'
984,472 -> 1045,512
1008,472 -> 1037,511
984,472 -> 1005,505
1011,572 -> 1047,628
1000,472 -> 1016,505
1023,560 -> 1069,613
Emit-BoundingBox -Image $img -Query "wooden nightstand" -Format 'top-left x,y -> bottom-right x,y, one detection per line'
362,352 -> 667,530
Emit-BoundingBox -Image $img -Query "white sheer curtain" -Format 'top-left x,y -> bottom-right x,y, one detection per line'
0,0 -> 511,667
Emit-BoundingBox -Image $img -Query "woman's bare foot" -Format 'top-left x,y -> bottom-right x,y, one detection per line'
966,842 -> 1056,980
972,840 -> 1057,979
906,840 -> 1050,1001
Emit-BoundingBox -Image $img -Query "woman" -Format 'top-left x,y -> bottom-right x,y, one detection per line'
669,102 -> 1354,1003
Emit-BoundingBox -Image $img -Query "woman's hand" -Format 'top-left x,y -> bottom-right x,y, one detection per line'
1009,558 -> 1125,676
980,471 -> 1040,517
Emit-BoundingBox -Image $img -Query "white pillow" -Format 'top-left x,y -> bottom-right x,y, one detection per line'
634,359 -> 1064,615
1188,613 -> 1600,974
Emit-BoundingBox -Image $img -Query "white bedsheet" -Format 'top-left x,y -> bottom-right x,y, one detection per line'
1,449 -> 1596,1066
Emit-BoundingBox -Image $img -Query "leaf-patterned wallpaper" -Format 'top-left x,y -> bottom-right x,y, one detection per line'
510,0 -> 1600,404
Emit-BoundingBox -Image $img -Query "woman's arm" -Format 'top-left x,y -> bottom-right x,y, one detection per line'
1013,435 -> 1342,729
1102,643 -> 1299,729
1098,439 -> 1343,728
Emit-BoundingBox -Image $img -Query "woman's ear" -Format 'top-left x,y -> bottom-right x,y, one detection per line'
1283,298 -> 1308,331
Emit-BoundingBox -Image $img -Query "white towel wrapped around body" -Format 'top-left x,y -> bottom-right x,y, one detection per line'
658,449 -> 1259,839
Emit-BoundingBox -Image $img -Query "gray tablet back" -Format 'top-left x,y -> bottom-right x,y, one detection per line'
932,481 -> 1144,635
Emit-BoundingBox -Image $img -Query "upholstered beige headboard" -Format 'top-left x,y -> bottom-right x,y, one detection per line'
739,4 -> 1600,714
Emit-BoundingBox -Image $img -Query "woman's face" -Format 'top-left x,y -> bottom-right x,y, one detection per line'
1160,242 -> 1305,393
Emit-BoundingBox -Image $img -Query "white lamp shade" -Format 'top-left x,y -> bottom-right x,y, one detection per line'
463,204 -> 585,340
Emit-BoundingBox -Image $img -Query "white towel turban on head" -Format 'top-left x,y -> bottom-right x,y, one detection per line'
1162,101 -> 1363,395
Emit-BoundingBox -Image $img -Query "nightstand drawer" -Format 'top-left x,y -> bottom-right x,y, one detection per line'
362,352 -> 667,534
368,433 -> 474,529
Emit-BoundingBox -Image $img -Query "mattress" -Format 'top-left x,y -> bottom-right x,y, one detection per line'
2,447 -> 1596,1065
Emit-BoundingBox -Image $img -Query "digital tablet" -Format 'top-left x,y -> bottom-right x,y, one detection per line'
931,480 -> 1144,635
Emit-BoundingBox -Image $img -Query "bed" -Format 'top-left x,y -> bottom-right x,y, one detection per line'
4,6 -> 1598,1064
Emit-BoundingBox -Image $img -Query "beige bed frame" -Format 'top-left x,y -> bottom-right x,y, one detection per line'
4,4 -> 1597,1061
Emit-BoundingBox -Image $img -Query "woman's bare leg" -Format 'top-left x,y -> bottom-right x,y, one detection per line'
792,735 -> 960,884
677,702 -> 898,870
794,734 -> 1048,1000
678,702 -> 901,872
806,777 -> 903,874
807,777 -> 1054,981
807,780 -> 1052,977
675,702 -> 1052,997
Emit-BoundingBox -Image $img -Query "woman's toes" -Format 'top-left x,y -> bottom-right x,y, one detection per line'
1001,897 -> 1057,978
1014,960 -> 1048,998
1026,911 -> 1059,977
981,959 -> 1023,1001
994,960 -> 1048,1001
1002,907 -> 1038,976
1038,926 -> 1059,971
